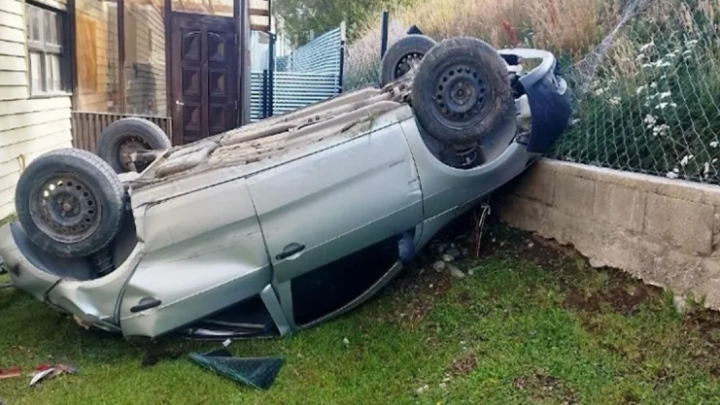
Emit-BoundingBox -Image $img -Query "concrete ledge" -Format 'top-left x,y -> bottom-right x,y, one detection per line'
500,159 -> 720,308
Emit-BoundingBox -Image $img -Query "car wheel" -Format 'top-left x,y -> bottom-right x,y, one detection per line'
96,117 -> 171,173
380,35 -> 437,86
411,37 -> 513,149
15,148 -> 126,259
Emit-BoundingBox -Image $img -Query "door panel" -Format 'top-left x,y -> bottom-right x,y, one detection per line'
171,12 -> 238,145
247,124 -> 423,293
119,178 -> 271,338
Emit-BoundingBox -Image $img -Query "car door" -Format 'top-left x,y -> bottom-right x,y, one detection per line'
246,121 -> 423,327
118,176 -> 273,338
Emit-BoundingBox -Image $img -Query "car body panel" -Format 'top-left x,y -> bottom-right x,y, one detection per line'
0,224 -> 63,302
499,48 -> 573,154
249,116 -> 423,285
119,177 -> 271,337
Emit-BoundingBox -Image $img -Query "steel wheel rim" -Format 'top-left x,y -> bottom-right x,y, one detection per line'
433,63 -> 487,123
29,173 -> 102,244
117,135 -> 151,172
394,52 -> 424,79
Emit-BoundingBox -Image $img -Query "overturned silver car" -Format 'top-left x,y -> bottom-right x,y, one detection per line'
0,36 -> 571,339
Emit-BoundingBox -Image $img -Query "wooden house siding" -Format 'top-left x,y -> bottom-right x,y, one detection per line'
0,0 -> 72,220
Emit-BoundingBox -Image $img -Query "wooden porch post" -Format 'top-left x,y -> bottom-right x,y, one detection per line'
164,0 -> 172,120
118,0 -> 127,113
68,0 -> 78,110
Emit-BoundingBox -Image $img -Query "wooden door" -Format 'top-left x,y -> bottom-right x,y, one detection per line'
170,12 -> 238,145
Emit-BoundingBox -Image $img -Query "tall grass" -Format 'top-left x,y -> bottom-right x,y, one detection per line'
344,0 -> 615,89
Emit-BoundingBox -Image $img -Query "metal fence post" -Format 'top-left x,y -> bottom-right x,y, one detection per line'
269,32 -> 276,117
262,69 -> 269,119
338,21 -> 346,93
380,10 -> 389,59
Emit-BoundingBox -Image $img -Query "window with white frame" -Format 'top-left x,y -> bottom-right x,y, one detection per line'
26,2 -> 69,95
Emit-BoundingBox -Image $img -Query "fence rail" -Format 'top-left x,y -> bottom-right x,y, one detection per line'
71,111 -> 172,152
250,72 -> 341,121
276,27 -> 344,74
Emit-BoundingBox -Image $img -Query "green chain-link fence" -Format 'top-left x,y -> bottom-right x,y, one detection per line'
551,0 -> 720,185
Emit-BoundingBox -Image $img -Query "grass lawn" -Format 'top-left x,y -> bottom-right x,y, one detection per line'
2,222 -> 720,404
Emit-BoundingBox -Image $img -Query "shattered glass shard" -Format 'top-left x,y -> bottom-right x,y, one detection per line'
189,350 -> 285,390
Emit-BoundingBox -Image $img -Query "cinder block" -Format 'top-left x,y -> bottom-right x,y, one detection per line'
645,194 -> 714,255
593,182 -> 646,232
554,173 -> 595,218
514,166 -> 555,205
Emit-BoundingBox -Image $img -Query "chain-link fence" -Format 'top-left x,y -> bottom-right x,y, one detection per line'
337,0 -> 720,186
342,19 -> 408,91
550,0 -> 720,185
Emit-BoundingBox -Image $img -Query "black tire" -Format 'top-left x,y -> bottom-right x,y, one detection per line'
380,35 -> 437,86
15,148 -> 126,259
411,37 -> 513,148
96,117 -> 171,173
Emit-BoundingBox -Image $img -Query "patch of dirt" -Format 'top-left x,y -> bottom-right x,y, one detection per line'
139,342 -> 186,367
472,211 -> 665,316
654,367 -> 675,387
447,353 -> 478,376
682,309 -> 720,359
513,369 -> 580,404
562,271 -> 659,316
623,392 -> 640,405
382,258 -> 454,328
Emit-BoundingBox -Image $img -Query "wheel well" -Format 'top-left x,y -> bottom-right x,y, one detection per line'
10,207 -> 138,281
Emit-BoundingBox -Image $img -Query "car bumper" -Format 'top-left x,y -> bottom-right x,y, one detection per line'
0,222 -> 140,333
500,48 -> 573,154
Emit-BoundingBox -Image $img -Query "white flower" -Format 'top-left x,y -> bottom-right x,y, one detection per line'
680,154 -> 694,167
650,82 -> 658,89
710,141 -> 719,148
594,88 -> 605,96
660,91 -> 672,99
683,49 -> 693,56
713,158 -> 718,164
636,53 -> 646,61
652,124 -> 669,136
636,86 -> 646,95
642,63 -> 653,69
644,114 -> 657,126
609,96 -> 622,105
704,162 -> 711,178
656,102 -> 677,109
666,171 -> 679,179
640,42 -> 655,52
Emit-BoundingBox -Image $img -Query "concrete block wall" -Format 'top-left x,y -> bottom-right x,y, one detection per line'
500,158 -> 720,309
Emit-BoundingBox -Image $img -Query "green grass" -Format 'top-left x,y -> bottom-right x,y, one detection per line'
2,225 -> 720,404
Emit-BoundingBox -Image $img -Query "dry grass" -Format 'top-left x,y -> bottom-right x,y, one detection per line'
343,0 -> 619,88
351,0 -> 615,61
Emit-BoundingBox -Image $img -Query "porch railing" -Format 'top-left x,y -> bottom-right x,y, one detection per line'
71,111 -> 172,152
